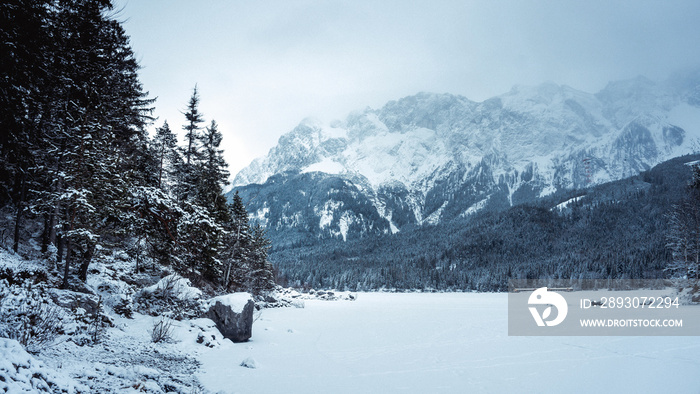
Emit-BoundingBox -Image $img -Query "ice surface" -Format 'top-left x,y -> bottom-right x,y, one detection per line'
197,293 -> 700,393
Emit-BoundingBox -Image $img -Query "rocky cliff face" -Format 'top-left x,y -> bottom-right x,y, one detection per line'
230,72 -> 700,243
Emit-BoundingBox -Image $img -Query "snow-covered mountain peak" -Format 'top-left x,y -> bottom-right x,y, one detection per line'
376,92 -> 474,134
501,82 -> 596,110
232,74 -> 700,241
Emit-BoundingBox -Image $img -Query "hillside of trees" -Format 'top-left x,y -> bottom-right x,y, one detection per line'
269,155 -> 700,291
0,0 -> 274,295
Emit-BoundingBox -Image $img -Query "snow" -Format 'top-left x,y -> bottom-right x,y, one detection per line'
250,205 -> 270,225
423,201 -> 447,225
301,157 -> 345,175
0,338 -> 83,393
0,249 -> 46,274
142,274 -> 202,301
667,103 -> 700,138
2,243 -> 698,393
389,219 -> 400,234
338,212 -> 352,241
317,202 -> 337,229
321,122 -> 348,139
553,196 -> 584,211
207,292 -> 253,313
196,292 -> 700,393
342,127 -> 450,190
460,197 -> 489,217
38,312 -> 205,392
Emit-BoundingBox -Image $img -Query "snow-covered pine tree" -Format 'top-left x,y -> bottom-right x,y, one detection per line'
247,223 -> 276,294
183,86 -> 204,166
176,200 -> 225,283
195,120 -> 230,220
152,121 -> 181,192
128,186 -> 183,270
666,165 -> 700,280
170,94 -> 232,283
15,0 -> 155,287
0,0 -> 53,253
222,191 -> 252,290
174,86 -> 205,202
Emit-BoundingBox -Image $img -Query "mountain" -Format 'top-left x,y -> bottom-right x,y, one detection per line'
230,71 -> 700,245
269,154 -> 700,291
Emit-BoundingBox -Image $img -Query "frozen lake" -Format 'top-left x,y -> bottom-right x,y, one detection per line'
197,292 -> 700,393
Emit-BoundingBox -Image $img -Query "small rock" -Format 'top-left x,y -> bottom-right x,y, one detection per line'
240,357 -> 257,369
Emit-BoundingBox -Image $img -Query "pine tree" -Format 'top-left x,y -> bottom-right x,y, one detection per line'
223,191 -> 252,290
247,223 -> 276,294
152,121 -> 180,192
666,165 -> 700,280
182,86 -> 203,166
174,86 -> 204,202
16,0 -> 155,287
195,119 -> 230,220
0,0 -> 53,252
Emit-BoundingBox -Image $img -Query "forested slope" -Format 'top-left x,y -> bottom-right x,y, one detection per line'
270,155 -> 699,291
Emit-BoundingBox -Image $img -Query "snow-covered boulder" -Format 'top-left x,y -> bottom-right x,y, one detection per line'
48,288 -> 100,315
204,293 -> 254,343
142,274 -> 202,301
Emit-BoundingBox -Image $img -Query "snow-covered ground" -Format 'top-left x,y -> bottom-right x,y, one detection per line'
2,245 -> 699,393
196,293 -> 700,393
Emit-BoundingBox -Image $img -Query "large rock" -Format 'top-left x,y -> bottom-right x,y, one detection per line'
48,288 -> 100,315
203,293 -> 254,343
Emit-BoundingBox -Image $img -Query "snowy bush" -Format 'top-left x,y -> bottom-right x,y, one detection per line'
148,274 -> 203,301
150,316 -> 175,343
112,294 -> 134,318
135,274 -> 205,320
0,281 -> 66,353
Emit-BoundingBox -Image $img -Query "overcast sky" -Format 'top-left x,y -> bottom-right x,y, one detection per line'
113,0 -> 700,181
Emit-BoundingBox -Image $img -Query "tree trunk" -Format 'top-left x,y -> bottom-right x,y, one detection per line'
12,172 -> 26,253
56,233 -> 63,264
158,146 -> 164,190
61,239 -> 72,289
78,242 -> 94,281
48,209 -> 58,246
49,143 -> 64,247
41,214 -> 50,254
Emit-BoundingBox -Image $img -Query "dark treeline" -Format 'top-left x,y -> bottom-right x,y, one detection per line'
270,155 -> 699,291
0,0 -> 274,294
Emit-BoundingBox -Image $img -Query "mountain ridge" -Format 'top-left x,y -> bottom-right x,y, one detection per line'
230,71 -> 700,244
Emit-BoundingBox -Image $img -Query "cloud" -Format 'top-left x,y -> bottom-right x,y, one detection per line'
115,0 -> 700,178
